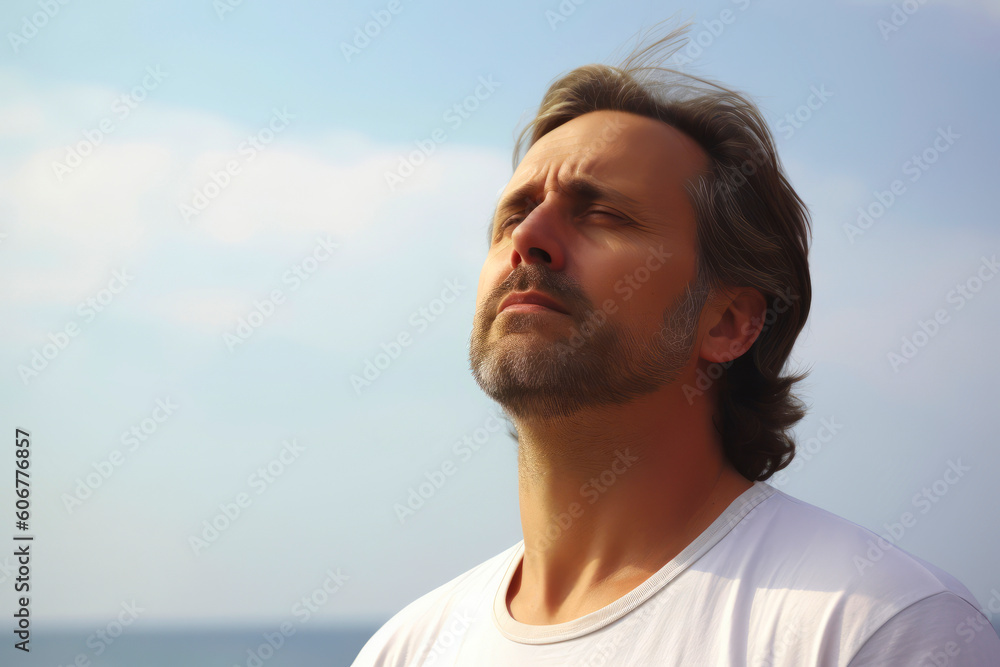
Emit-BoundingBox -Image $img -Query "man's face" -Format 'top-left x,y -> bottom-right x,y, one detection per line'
468,110 -> 712,420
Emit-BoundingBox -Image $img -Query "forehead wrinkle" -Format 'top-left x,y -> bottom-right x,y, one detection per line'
495,167 -> 657,224
493,157 -> 561,218
499,147 -> 612,206
495,116 -> 701,224
485,111 -> 710,251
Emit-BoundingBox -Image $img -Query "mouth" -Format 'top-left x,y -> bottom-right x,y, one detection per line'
497,290 -> 570,316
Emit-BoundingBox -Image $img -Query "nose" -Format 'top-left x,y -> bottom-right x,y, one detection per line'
508,195 -> 567,272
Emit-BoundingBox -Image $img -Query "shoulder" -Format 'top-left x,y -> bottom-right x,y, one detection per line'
711,484 -> 990,662
731,485 -> 974,600
350,542 -> 520,666
847,590 -> 1000,666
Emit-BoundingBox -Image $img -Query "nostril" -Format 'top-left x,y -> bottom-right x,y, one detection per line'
528,247 -> 551,263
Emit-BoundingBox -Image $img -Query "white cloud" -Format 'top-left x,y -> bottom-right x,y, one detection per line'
0,70 -> 509,345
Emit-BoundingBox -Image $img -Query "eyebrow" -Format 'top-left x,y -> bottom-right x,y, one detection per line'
488,176 -> 646,240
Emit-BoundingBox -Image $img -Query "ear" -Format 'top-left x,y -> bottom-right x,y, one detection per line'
699,287 -> 767,364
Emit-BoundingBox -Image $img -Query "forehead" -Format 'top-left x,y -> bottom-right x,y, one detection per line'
503,110 -> 710,211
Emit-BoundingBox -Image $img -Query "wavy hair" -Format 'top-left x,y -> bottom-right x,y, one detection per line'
509,21 -> 812,481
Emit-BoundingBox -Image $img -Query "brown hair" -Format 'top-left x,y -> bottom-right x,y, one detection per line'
510,22 -> 812,481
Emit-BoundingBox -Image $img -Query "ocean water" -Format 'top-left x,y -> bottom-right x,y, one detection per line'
8,626 -> 378,666
12,621 -> 1000,664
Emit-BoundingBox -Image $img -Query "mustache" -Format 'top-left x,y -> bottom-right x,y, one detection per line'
487,263 -> 591,316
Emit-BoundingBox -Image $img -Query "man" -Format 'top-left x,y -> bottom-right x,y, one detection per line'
352,24 -> 1000,666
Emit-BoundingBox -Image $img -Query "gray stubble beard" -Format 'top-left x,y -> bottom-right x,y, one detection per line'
468,271 -> 710,421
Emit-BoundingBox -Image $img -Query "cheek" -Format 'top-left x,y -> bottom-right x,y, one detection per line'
607,251 -> 696,327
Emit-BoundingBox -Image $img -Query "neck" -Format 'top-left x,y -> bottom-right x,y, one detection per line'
505,386 -> 753,625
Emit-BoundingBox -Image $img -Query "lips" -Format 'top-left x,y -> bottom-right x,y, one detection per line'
498,290 -> 569,315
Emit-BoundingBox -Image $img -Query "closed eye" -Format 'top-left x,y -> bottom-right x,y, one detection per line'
497,214 -> 524,232
494,208 -> 627,239
586,207 -> 625,220
496,208 -> 632,239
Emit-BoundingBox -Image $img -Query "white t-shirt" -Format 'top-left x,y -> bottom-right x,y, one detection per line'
352,482 -> 1000,666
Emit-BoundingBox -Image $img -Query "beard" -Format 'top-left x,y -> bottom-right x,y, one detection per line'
468,262 -> 710,421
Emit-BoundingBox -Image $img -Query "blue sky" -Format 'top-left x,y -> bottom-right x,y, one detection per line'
1,0 -> 998,637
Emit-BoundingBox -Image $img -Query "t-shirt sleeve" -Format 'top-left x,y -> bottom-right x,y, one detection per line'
848,591 -> 1000,666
